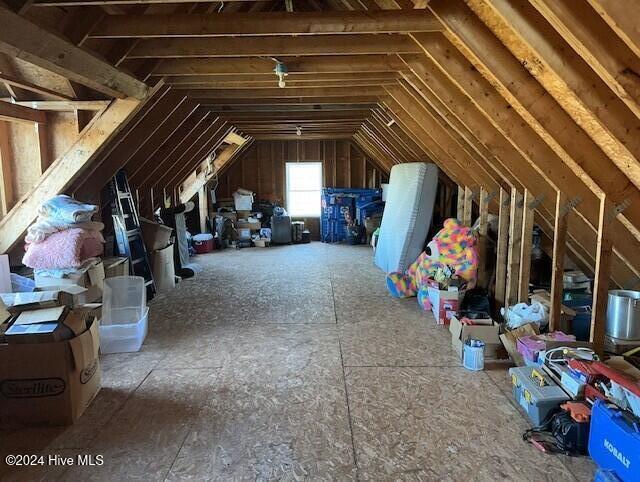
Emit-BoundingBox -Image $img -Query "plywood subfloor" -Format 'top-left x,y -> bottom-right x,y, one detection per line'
0,243 -> 595,481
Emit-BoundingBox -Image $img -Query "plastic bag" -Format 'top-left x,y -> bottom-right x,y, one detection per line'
501,301 -> 549,329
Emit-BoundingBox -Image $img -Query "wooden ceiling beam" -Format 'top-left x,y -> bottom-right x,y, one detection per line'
250,133 -> 355,140
413,29 -> 640,285
132,110 -> 211,188
165,124 -> 234,190
0,100 -> 47,124
13,100 -> 111,111
126,34 -> 421,59
152,119 -> 228,191
421,8 -> 640,248
370,107 -> 424,160
197,97 -> 381,105
185,87 -> 385,98
459,0 -> 640,192
529,0 -> 640,121
32,0 -> 257,4
73,87 -> 184,198
585,0 -> 640,58
0,74 -> 74,101
216,109 -> 372,120
90,11 -> 440,38
155,72 -> 400,83
0,97 -> 140,253
150,55 -> 404,76
0,5 -> 148,99
168,79 -> 398,89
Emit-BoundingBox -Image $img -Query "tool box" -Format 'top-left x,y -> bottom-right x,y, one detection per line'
588,400 -> 640,482
509,366 -> 570,426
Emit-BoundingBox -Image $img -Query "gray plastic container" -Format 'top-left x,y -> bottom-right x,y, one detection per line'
509,366 -> 569,426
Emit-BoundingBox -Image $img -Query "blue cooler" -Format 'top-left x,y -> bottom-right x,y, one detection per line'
588,400 -> 640,482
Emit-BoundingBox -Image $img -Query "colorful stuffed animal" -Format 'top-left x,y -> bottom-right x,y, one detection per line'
386,218 -> 479,310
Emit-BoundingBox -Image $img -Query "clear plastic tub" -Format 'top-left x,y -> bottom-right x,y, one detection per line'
99,307 -> 148,354
102,276 -> 146,326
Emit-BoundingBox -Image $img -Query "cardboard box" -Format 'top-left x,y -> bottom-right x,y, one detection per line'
218,211 -> 237,223
236,210 -> 251,220
151,243 -> 175,293
499,323 -> 539,366
449,315 -> 501,360
235,220 -> 261,231
0,319 -> 101,428
140,217 -> 173,252
233,192 -> 253,211
103,257 -> 129,278
427,286 -> 464,325
35,261 -> 105,291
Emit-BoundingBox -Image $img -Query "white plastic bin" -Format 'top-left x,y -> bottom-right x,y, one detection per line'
100,308 -> 148,354
102,276 -> 146,326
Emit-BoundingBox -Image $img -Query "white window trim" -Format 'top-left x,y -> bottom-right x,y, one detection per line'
285,162 -> 322,217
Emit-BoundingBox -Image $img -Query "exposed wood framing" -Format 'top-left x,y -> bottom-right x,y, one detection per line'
0,121 -> 13,216
590,197 -> 615,355
0,97 -> 140,253
477,186 -> 489,288
90,11 -> 441,38
549,190 -> 568,332
494,187 -> 509,308
505,189 -> 523,307
518,188 -> 534,302
0,5 -> 148,99
0,101 -> 47,124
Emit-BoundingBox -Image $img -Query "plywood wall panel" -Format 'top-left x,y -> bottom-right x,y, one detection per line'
215,139 -> 386,239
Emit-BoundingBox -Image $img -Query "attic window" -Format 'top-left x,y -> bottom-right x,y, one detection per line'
285,162 -> 322,217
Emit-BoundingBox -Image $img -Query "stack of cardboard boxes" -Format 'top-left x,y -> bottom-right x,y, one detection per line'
0,288 -> 102,428
140,218 -> 175,293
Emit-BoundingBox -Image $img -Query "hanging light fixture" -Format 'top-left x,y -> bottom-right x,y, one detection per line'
275,62 -> 288,88
296,125 -> 302,136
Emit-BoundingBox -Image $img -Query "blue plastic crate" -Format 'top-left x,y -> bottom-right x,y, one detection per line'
588,400 -> 640,482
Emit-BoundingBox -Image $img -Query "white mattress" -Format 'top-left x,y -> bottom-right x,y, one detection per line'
374,163 -> 439,273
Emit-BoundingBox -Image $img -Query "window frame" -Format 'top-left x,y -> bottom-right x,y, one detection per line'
285,161 -> 323,217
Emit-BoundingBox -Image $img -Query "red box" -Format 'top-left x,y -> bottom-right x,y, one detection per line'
193,239 -> 213,254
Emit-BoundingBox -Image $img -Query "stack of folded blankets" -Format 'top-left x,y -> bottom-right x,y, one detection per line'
22,195 -> 105,281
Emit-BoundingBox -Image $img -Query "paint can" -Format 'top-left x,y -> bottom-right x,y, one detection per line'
463,338 -> 485,371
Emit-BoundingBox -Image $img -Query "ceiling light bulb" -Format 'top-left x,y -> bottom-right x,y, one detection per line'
278,78 -> 286,88
296,126 -> 302,136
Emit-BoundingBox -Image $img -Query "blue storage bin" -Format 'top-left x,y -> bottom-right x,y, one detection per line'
321,188 -> 382,243
588,400 -> 640,482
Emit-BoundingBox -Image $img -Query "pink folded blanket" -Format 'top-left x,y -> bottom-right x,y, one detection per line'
23,228 -> 104,270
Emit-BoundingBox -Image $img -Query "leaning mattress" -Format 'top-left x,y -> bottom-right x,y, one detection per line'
374,163 -> 439,273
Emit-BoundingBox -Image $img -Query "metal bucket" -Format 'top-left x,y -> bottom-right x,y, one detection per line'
606,290 -> 640,341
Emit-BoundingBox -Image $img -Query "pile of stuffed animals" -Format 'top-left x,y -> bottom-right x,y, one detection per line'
386,218 -> 479,311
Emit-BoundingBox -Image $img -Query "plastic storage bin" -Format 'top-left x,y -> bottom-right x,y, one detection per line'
509,366 -> 569,426
100,308 -> 149,354
99,276 -> 148,353
193,233 -> 214,253
588,400 -> 640,482
101,276 -> 146,326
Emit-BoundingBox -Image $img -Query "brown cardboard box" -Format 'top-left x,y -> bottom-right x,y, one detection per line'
449,315 -> 501,360
218,211 -> 237,223
34,262 -> 105,291
151,243 -> 175,293
235,220 -> 261,231
140,217 -> 173,252
103,257 -> 129,278
0,319 -> 101,428
499,323 -> 539,366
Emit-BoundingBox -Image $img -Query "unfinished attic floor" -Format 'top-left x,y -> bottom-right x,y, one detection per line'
1,243 -> 595,481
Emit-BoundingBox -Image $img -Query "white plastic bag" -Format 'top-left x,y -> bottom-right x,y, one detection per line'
501,301 -> 549,329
